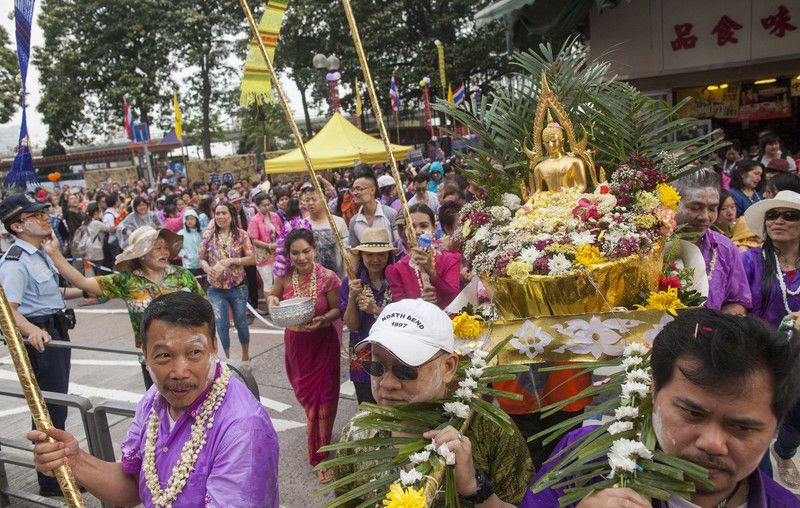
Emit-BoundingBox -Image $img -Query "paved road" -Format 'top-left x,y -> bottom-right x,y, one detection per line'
0,298 -> 358,507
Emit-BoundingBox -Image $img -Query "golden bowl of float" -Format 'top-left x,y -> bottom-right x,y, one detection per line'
482,242 -> 664,320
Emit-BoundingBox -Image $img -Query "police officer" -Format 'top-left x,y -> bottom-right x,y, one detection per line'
0,193 -> 82,497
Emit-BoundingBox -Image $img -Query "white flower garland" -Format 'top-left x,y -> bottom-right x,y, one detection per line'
607,343 -> 653,479
774,253 -> 800,315
143,364 -> 231,508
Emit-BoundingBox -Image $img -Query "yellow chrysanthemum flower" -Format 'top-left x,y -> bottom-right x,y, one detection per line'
634,214 -> 659,229
544,243 -> 576,255
638,287 -> 687,311
574,245 -> 606,267
505,260 -> 532,285
635,191 -> 660,211
452,312 -> 486,340
383,483 -> 427,508
656,183 -> 681,210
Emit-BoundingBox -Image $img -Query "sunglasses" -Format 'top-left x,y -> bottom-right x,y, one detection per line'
765,210 -> 800,222
360,352 -> 444,381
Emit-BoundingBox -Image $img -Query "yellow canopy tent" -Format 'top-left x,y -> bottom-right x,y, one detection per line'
264,112 -> 413,173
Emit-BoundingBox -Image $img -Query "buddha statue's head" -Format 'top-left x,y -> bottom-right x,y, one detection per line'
541,122 -> 565,155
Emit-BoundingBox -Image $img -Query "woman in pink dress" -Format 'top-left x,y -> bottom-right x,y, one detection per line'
267,227 -> 341,483
386,203 -> 461,309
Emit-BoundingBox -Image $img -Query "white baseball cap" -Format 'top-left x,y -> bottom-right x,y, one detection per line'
377,174 -> 395,188
358,299 -> 454,366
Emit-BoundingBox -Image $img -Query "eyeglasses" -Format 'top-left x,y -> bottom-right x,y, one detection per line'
351,185 -> 372,193
765,210 -> 800,222
360,352 -> 444,381
19,210 -> 49,222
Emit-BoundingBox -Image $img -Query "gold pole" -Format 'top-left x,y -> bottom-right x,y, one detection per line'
0,286 -> 84,507
340,0 -> 418,249
239,0 -> 354,278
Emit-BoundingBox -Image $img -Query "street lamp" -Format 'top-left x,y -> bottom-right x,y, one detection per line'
313,53 -> 341,113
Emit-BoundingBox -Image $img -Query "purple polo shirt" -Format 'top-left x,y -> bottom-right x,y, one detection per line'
698,229 -> 752,310
520,426 -> 800,507
743,247 -> 800,327
121,363 -> 280,507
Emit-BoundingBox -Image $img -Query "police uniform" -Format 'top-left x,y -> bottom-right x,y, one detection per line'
0,226 -> 72,494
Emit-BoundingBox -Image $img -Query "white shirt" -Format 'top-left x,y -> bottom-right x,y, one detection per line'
408,192 -> 440,214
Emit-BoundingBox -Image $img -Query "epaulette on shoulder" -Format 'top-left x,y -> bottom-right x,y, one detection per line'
3,245 -> 23,261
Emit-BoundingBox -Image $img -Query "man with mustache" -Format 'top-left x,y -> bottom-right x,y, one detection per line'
519,309 -> 800,507
27,291 -> 280,507
673,168 -> 751,315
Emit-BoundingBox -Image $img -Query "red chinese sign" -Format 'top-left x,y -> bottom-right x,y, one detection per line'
761,5 -> 797,38
712,15 -> 742,46
671,23 -> 698,50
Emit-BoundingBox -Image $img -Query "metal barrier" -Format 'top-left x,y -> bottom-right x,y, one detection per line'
0,342 -> 261,507
0,386 -> 95,508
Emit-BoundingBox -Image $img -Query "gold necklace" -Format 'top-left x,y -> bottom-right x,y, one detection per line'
143,364 -> 231,508
291,266 -> 317,298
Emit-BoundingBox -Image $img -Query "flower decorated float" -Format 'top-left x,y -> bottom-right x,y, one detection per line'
315,39 -> 722,507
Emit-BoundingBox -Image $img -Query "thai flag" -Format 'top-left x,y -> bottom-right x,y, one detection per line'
389,75 -> 400,112
453,83 -> 466,106
123,98 -> 135,141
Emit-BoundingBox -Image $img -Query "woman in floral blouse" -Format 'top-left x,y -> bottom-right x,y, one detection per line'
268,227 -> 341,483
199,202 -> 255,366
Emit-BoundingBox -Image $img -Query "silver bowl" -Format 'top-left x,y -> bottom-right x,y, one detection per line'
269,297 -> 315,328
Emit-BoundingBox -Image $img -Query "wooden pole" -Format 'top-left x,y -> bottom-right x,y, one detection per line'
239,0 -> 353,278
0,286 -> 84,507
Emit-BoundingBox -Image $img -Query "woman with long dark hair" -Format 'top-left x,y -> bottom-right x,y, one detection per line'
199,202 -> 255,364
729,160 -> 764,217
268,227 -> 341,483
340,227 -> 396,404
742,191 -> 800,486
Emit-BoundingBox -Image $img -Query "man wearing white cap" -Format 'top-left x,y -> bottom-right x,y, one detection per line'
333,299 -> 532,506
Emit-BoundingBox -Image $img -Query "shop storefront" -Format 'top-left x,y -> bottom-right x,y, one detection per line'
589,0 -> 800,154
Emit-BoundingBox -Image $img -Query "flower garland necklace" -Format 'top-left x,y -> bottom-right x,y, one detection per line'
291,265 -> 317,298
774,252 -> 800,314
706,246 -> 718,282
361,276 -> 392,317
143,364 -> 231,508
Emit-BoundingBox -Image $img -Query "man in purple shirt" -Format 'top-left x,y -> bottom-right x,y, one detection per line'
520,309 -> 800,508
28,292 -> 279,507
674,168 -> 751,314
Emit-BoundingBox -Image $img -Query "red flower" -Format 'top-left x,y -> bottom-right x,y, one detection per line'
658,276 -> 681,291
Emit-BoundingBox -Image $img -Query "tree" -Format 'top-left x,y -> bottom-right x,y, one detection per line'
34,0 -> 176,146
166,1 -> 247,158
275,0 -> 511,125
237,102 -> 294,160
0,25 -> 18,124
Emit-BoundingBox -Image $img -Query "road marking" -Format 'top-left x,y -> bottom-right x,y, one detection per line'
1,357 -> 139,368
0,406 -> 29,418
73,308 -> 129,314
260,396 -> 291,412
340,380 -> 355,396
271,418 -> 306,432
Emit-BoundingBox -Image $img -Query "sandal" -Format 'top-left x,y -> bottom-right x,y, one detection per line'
772,446 -> 800,488
316,468 -> 334,484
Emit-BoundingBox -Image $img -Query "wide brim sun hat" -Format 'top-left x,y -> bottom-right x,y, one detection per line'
744,190 -> 800,239
114,226 -> 183,272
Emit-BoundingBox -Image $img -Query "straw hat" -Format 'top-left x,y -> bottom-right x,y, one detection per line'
744,190 -> 800,239
115,226 -> 183,272
350,227 -> 398,253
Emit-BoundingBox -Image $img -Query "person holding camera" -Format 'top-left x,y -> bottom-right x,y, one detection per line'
0,193 -> 85,497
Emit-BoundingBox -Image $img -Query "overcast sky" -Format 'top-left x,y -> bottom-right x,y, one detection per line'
0,4 -> 310,155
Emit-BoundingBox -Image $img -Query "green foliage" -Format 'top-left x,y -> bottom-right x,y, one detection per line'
33,0 -> 245,157
0,25 -> 18,125
435,37 -> 726,203
275,0 -> 512,124
236,102 -> 294,160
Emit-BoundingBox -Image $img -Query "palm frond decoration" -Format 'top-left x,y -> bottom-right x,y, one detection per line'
436,37 -> 726,203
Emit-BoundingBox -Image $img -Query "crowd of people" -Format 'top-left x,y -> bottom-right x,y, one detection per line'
4,132 -> 800,506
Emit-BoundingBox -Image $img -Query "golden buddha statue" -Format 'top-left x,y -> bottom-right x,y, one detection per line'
523,72 -> 603,196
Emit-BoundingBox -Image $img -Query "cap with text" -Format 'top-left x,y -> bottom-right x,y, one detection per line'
358,299 -> 454,366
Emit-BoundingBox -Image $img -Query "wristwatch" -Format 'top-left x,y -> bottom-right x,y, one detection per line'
461,469 -> 494,505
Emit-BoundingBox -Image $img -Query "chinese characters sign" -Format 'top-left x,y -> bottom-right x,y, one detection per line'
672,5 -> 795,51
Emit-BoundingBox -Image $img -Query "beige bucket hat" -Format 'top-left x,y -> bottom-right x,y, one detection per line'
350,227 -> 398,254
115,226 -> 183,272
